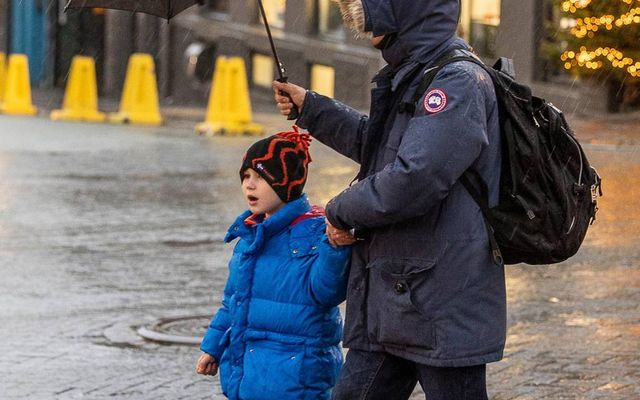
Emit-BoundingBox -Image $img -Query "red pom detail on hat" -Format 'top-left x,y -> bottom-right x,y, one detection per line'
276,125 -> 313,163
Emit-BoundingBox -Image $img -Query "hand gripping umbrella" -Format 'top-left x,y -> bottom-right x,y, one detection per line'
65,0 -> 299,120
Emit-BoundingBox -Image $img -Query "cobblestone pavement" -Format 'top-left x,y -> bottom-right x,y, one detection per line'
0,113 -> 638,400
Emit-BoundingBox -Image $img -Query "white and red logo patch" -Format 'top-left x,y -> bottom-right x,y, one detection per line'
424,89 -> 448,114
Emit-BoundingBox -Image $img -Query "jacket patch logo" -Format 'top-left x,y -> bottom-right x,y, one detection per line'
424,89 -> 448,113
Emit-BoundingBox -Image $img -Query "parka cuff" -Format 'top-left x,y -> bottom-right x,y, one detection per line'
200,328 -> 225,361
325,199 -> 351,231
294,90 -> 317,130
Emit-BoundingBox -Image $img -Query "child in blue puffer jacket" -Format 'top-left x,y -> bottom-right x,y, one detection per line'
196,128 -> 352,400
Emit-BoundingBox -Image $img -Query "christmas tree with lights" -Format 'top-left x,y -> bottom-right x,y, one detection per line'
556,0 -> 640,111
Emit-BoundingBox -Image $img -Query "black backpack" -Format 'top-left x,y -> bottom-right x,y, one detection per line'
408,51 -> 603,265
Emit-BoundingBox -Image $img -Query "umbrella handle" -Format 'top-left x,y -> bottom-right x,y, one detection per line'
277,77 -> 299,121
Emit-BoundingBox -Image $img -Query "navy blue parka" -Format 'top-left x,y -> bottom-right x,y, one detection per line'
296,0 -> 506,367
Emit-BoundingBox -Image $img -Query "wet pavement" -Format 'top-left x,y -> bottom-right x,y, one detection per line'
0,113 -> 638,399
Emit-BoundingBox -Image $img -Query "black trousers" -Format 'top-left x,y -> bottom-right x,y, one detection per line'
332,350 -> 489,400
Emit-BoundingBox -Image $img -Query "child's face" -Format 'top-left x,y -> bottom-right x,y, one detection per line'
241,168 -> 285,217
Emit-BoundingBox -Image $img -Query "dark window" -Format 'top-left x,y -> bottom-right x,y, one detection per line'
252,53 -> 275,88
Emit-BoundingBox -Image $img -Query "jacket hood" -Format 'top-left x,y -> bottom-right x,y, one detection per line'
337,0 -> 461,66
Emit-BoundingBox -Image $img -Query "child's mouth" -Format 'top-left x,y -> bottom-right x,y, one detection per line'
247,195 -> 259,204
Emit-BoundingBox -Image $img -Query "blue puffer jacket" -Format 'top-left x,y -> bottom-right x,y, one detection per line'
201,195 -> 351,400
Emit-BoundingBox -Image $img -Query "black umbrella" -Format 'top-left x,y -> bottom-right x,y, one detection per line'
64,0 -> 204,20
65,0 -> 298,120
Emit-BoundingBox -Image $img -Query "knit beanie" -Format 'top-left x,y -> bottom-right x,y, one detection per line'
239,126 -> 312,203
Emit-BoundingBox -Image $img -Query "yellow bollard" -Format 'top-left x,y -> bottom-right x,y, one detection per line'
0,54 -> 38,116
195,56 -> 264,136
109,53 -> 163,126
196,56 -> 230,135
0,52 -> 6,106
51,56 -> 106,122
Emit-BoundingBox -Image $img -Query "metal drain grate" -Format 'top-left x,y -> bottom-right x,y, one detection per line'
137,315 -> 210,345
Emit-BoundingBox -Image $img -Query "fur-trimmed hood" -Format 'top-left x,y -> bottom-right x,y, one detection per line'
335,0 -> 461,66
335,0 -> 373,38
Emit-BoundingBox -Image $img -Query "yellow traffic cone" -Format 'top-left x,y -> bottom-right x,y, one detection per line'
0,52 -> 7,106
109,53 -> 162,126
0,54 -> 38,116
51,56 -> 106,122
195,56 -> 264,136
196,56 -> 230,135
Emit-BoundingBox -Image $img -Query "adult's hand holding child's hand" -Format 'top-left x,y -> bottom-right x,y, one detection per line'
196,353 -> 219,376
326,219 -> 357,247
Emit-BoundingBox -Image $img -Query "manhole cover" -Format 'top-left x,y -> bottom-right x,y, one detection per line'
137,315 -> 210,345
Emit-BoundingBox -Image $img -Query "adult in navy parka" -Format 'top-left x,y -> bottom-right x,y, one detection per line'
273,0 -> 506,398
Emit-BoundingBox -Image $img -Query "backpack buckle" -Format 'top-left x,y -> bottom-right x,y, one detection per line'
590,170 -> 603,204
492,249 -> 504,266
589,171 -> 603,225
590,184 -> 599,203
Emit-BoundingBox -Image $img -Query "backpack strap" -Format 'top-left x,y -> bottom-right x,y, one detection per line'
397,48 -> 471,114
408,53 -> 516,113
459,171 -> 504,265
405,51 -> 487,114
405,51 -> 504,265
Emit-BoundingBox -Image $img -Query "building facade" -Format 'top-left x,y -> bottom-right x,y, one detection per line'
0,0 -> 607,113
166,0 -> 511,110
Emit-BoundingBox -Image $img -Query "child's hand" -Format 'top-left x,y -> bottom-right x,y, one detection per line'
196,352 -> 219,376
326,219 -> 357,247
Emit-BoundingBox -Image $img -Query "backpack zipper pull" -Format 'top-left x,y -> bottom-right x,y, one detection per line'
532,113 -> 541,128
514,194 -> 536,220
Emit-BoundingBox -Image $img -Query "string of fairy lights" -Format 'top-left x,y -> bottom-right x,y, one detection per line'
560,0 -> 640,78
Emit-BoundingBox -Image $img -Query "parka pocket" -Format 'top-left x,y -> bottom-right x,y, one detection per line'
366,257 -> 437,349
238,340 -> 304,400
289,220 -> 322,259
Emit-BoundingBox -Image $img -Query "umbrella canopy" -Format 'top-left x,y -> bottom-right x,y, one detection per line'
65,0 -> 298,120
65,0 -> 203,20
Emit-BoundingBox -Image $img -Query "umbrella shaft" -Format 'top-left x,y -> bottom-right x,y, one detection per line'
257,0 -> 285,80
